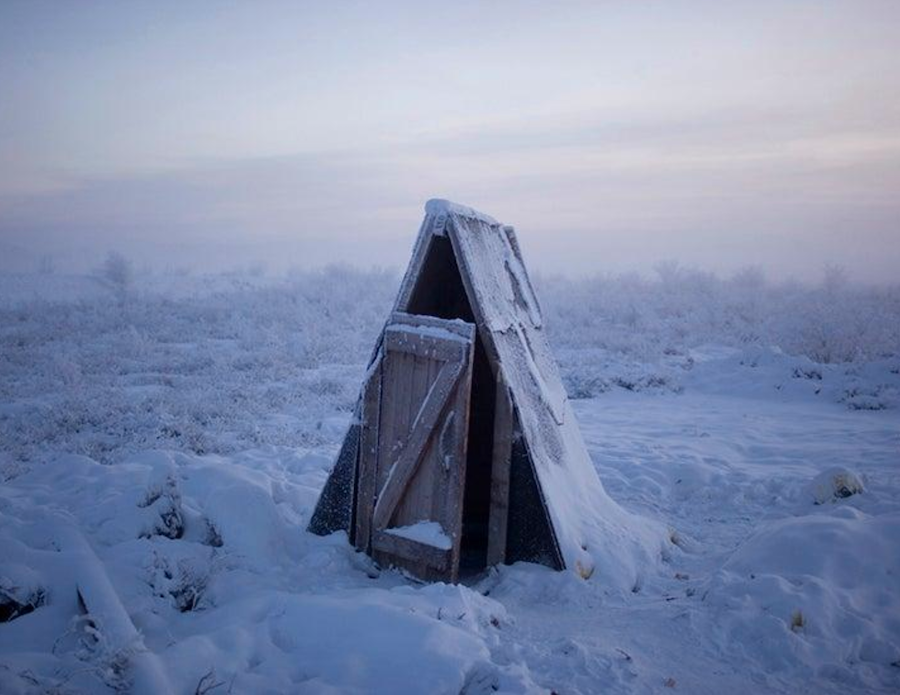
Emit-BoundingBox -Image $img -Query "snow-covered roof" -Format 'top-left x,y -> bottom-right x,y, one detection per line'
416,200 -> 663,586
424,198 -> 499,226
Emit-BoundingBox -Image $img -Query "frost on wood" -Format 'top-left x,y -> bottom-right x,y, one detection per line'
310,200 -> 668,588
443,204 -> 667,588
385,521 -> 452,550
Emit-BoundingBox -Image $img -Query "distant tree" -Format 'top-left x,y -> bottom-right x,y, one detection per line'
96,251 -> 134,301
822,264 -> 847,295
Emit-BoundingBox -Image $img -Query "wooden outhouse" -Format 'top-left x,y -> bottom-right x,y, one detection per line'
309,200 -> 624,583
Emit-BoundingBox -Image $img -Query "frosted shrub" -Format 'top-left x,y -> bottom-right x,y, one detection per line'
0,264 -> 896,464
0,266 -> 397,465
538,266 -> 900,365
95,252 -> 134,301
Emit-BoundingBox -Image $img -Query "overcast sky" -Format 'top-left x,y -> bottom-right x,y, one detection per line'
1,1 -> 898,281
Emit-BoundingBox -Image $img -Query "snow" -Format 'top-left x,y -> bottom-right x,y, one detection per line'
447,208 -> 668,588
808,467 -> 865,505
425,198 -> 499,226
0,265 -> 899,694
384,322 -> 472,344
385,521 -> 453,550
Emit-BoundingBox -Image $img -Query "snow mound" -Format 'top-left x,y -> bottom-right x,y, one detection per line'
0,450 -> 545,694
704,507 -> 900,690
425,198 -> 499,225
385,521 -> 452,550
808,467 -> 865,505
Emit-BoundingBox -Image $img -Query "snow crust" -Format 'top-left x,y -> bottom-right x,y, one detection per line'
384,322 -> 472,344
808,467 -> 865,504
705,509 -> 900,682
425,198 -> 499,226
385,521 -> 453,550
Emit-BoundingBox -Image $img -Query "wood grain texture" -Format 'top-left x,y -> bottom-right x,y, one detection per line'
372,357 -> 464,529
372,530 -> 451,574
390,311 -> 476,340
354,360 -> 382,552
384,327 -> 468,362
486,376 -> 513,566
369,315 -> 475,582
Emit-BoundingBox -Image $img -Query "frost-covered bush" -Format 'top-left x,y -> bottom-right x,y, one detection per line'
537,264 -> 900,365
94,251 -> 134,302
0,266 -> 397,464
0,264 -> 897,465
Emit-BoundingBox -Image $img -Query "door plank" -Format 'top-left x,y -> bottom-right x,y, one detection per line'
404,354 -> 433,523
384,326 -> 468,362
355,360 -> 383,552
375,349 -> 414,517
390,312 -> 476,341
372,357 -> 465,530
371,530 -> 451,573
440,357 -> 473,581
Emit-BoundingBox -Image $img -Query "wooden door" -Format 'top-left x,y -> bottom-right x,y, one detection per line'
355,312 -> 475,582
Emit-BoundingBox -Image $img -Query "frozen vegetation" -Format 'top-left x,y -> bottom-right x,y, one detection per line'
1,263 -> 898,694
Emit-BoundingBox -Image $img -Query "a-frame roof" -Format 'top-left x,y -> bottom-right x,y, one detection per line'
397,200 -> 663,584
310,200 -> 664,589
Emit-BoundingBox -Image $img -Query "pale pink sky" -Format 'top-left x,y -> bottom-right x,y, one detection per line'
1,1 -> 898,281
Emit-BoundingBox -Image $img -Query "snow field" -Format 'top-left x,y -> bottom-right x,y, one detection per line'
0,266 -> 898,693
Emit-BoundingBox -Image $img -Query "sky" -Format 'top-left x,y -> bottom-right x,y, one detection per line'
1,1 -> 899,282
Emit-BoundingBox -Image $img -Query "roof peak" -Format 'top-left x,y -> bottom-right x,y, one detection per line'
425,199 -> 499,226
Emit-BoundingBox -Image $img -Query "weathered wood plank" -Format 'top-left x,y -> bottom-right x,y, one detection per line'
374,349 -> 412,531
384,327 -> 468,362
371,529 -> 451,573
379,341 -> 442,539
354,360 -> 382,552
446,217 -> 504,370
486,377 -> 513,566
402,353 -> 434,524
390,312 -> 476,341
442,337 -> 475,581
372,358 -> 465,530
396,354 -> 444,534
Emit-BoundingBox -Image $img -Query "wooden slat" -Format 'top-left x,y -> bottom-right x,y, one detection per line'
384,327 -> 468,362
446,218 -> 504,372
486,377 -> 513,566
443,337 -> 475,582
405,353 -> 433,523
375,347 -> 419,530
372,357 -> 465,530
354,360 -> 382,552
371,530 -> 451,573
390,312 -> 476,341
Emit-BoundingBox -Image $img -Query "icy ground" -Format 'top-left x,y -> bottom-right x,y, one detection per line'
1,268 -> 899,694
